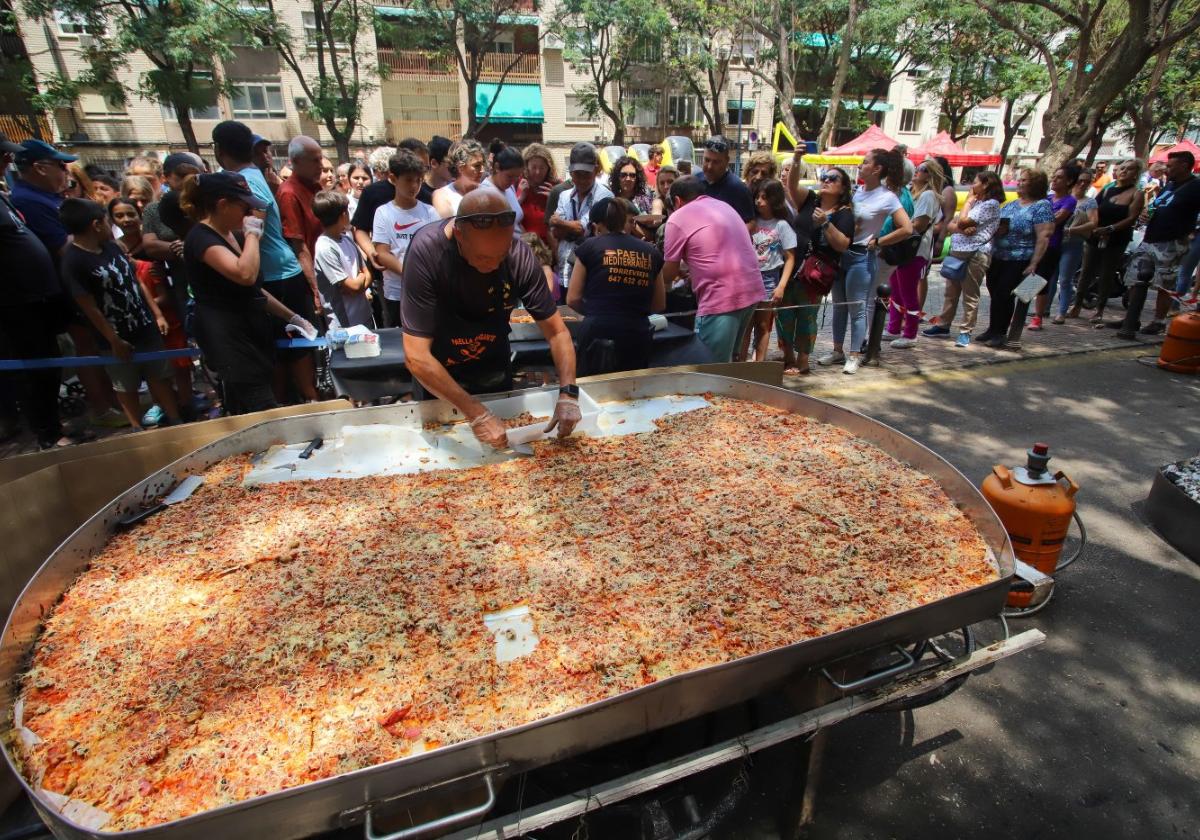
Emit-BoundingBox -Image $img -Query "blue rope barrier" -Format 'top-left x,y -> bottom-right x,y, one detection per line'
0,347 -> 200,371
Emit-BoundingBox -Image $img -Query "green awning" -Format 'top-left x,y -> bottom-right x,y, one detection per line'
475,83 -> 544,124
791,97 -> 892,112
727,99 -> 756,110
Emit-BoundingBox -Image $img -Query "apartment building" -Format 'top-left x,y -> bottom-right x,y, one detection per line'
5,2 -> 1129,174
6,1 -> 774,173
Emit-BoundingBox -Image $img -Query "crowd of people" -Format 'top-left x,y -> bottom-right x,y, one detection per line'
2,119 -> 1198,450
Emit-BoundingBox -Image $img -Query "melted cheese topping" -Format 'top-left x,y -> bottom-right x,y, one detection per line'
14,398 -> 994,830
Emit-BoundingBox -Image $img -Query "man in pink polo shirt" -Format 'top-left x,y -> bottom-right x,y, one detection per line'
662,176 -> 763,362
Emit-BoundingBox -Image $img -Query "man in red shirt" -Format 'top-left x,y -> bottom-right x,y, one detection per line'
276,135 -> 325,320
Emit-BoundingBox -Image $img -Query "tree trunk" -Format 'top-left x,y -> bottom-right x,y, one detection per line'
817,0 -> 857,149
1084,129 -> 1105,165
465,76 -> 478,137
330,126 -> 351,165
173,97 -> 200,153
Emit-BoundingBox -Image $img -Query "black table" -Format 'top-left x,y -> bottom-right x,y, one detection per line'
328,324 -> 713,402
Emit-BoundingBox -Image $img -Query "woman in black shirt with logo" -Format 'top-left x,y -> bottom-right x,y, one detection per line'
567,197 -> 666,375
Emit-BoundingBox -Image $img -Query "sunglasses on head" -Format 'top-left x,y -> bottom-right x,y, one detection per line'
819,173 -> 841,183
455,211 -> 517,230
704,139 -> 730,153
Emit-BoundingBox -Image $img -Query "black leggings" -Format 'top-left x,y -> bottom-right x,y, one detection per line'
984,258 -> 1027,337
576,317 -> 653,377
222,380 -> 279,415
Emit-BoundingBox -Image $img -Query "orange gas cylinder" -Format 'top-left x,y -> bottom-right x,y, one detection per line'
981,443 -> 1079,609
1158,312 -> 1200,374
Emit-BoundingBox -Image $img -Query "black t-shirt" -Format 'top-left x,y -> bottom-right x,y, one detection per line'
704,171 -> 754,222
183,224 -> 266,310
0,190 -> 60,303
418,180 -> 435,206
401,221 -> 556,339
62,240 -> 154,342
351,180 -> 394,231
573,233 -> 663,319
792,191 -> 854,260
1145,176 -> 1200,243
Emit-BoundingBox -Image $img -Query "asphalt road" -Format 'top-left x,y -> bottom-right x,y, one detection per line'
796,347 -> 1200,840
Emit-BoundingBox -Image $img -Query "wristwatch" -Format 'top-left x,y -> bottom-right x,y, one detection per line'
559,384 -> 580,399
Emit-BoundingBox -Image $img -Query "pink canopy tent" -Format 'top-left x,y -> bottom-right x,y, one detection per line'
1149,139 -> 1200,169
823,124 -> 900,155
905,131 -> 1002,166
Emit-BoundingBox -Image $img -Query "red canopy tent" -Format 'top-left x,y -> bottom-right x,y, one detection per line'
905,131 -> 1002,166
824,124 -> 900,155
1149,139 -> 1200,169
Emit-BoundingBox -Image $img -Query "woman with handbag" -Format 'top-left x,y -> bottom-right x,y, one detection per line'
781,163 -> 854,375
925,171 -> 1005,347
819,148 -> 912,375
885,158 -> 944,348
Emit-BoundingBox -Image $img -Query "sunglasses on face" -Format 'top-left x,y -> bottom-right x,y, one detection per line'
819,173 -> 841,183
704,139 -> 730,153
619,170 -> 638,179
455,211 -> 517,230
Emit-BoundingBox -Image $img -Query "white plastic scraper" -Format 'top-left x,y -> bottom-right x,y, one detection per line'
482,606 -> 539,662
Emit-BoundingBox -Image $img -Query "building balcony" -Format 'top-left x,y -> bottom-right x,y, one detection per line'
0,113 -> 53,142
378,50 -> 540,82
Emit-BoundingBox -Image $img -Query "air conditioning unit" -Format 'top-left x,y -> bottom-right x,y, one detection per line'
294,97 -> 310,113
544,33 -> 564,51
78,34 -> 94,49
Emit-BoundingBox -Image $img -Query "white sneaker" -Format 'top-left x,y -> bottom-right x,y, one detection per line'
883,332 -> 901,342
890,337 -> 916,348
842,355 -> 861,375
817,351 -> 846,366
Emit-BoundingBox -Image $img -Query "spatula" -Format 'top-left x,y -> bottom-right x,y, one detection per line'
117,475 -> 204,529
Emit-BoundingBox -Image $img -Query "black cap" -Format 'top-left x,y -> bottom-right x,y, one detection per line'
162,152 -> 203,176
195,171 -> 269,211
569,142 -> 599,173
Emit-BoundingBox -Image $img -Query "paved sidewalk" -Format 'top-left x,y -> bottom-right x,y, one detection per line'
767,270 -> 1170,389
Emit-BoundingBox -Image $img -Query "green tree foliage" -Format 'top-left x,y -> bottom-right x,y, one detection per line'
23,0 -> 236,153
978,0 -> 1200,171
661,0 -> 741,136
395,0 -> 540,138
224,0 -> 377,163
548,0 -> 670,144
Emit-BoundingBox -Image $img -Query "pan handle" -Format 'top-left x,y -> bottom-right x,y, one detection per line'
821,645 -> 916,692
364,772 -> 496,840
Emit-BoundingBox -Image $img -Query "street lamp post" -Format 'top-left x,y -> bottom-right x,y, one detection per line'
735,81 -> 746,173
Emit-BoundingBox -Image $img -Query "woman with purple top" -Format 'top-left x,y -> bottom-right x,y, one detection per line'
1030,163 -> 1081,330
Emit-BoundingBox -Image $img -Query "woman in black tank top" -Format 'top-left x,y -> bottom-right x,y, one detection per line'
1070,160 -> 1145,322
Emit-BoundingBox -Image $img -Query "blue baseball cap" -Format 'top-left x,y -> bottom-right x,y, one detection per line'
251,134 -> 271,149
15,139 -> 78,165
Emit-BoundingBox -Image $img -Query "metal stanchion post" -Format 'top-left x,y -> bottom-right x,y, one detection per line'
863,284 -> 891,365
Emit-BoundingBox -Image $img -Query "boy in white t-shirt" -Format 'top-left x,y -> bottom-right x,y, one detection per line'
372,150 -> 441,327
313,190 -> 374,329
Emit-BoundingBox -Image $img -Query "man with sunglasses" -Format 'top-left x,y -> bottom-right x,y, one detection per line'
11,140 -> 77,258
700,135 -> 755,233
402,189 -> 579,449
